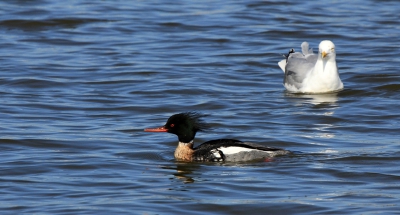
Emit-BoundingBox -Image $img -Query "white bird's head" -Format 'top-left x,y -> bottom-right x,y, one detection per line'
319,40 -> 336,59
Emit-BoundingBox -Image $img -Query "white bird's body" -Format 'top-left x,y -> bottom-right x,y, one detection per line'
278,40 -> 344,93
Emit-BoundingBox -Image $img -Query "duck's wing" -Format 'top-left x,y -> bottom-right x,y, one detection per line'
193,139 -> 242,156
193,139 -> 287,162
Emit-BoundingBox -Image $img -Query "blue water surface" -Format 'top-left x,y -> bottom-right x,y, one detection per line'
0,0 -> 399,214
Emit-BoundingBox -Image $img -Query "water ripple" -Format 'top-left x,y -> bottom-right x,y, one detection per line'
0,0 -> 399,214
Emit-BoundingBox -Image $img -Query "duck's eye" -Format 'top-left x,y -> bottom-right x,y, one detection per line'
331,48 -> 335,51
170,124 -> 175,128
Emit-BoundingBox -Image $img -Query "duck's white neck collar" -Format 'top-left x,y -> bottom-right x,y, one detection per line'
178,140 -> 194,146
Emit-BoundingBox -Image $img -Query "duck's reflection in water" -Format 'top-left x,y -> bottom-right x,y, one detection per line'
162,162 -> 203,184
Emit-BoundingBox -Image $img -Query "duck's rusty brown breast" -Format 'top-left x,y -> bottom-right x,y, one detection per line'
174,142 -> 194,161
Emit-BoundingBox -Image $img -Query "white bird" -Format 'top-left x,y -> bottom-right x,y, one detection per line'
278,40 -> 344,93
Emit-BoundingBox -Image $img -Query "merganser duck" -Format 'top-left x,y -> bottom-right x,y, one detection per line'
144,112 -> 290,162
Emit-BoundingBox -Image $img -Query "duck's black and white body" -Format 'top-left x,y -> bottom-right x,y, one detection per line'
144,112 -> 289,162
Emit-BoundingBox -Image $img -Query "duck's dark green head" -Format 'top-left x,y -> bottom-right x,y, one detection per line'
145,112 -> 210,143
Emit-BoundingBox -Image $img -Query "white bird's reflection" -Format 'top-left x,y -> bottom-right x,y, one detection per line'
283,91 -> 341,142
285,92 -> 339,105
